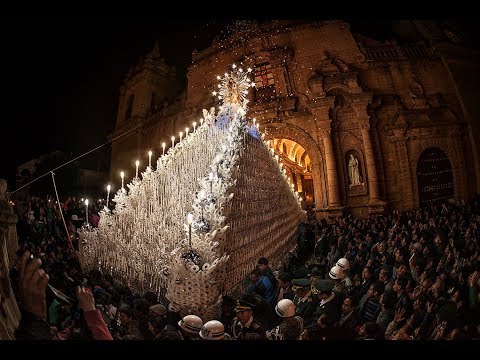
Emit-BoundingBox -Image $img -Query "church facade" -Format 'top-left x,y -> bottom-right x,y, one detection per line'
109,20 -> 480,220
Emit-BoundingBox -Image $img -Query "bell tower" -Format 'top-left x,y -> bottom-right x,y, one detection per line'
115,42 -> 178,126
110,42 -> 179,182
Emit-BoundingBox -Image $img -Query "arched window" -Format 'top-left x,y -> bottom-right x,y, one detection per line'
125,94 -> 134,121
254,62 -> 275,102
150,91 -> 160,112
417,147 -> 454,207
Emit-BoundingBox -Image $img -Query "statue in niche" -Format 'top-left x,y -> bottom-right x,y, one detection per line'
348,154 -> 362,186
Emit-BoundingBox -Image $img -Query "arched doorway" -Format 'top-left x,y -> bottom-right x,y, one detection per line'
417,147 -> 454,207
268,138 -> 315,207
263,123 -> 327,219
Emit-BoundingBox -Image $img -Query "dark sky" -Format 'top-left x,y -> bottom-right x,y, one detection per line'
2,17 -> 478,190
2,17 -> 230,187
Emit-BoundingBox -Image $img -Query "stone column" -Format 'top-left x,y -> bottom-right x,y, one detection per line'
319,120 -> 342,208
0,179 -> 21,339
352,100 -> 385,214
391,128 -> 414,210
309,97 -> 343,220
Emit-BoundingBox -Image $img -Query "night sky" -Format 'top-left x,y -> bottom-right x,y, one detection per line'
2,16 -> 230,188
2,16 -> 478,191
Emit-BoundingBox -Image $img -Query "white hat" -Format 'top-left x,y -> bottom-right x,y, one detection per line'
275,299 -> 296,317
336,258 -> 350,270
199,320 -> 225,340
329,265 -> 345,280
178,315 -> 203,334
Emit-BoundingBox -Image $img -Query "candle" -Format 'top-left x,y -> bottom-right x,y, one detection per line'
185,127 -> 189,137
162,142 -> 166,156
200,118 -> 203,126
193,122 -> 196,132
179,131 -> 183,142
171,136 -> 175,148
106,184 -> 111,208
120,171 -> 124,189
85,199 -> 89,226
187,213 -> 194,248
135,160 -> 139,178
253,118 -> 256,125
148,150 -> 152,168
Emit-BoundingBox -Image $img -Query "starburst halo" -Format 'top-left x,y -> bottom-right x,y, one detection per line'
214,64 -> 253,110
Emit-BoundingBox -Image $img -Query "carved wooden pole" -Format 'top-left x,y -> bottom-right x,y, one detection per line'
0,179 -> 21,339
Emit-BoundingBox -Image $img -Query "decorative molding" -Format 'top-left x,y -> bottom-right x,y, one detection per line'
348,183 -> 367,197
411,138 -> 457,167
341,131 -> 362,147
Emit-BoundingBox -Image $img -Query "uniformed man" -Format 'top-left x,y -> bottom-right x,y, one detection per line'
266,299 -> 303,340
229,298 -> 265,340
328,265 -> 348,305
292,278 -> 318,327
308,267 -> 322,284
276,272 -> 294,303
312,279 -> 341,327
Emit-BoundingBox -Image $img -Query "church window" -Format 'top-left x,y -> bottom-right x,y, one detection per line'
254,63 -> 275,88
254,63 -> 275,101
125,94 -> 134,120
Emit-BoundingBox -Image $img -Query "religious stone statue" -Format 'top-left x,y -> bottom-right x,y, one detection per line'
348,154 -> 361,186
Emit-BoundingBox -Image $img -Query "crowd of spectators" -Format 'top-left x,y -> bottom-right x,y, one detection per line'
8,193 -> 480,340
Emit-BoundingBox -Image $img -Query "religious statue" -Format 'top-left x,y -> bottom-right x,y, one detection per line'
225,76 -> 241,106
348,154 -> 362,186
